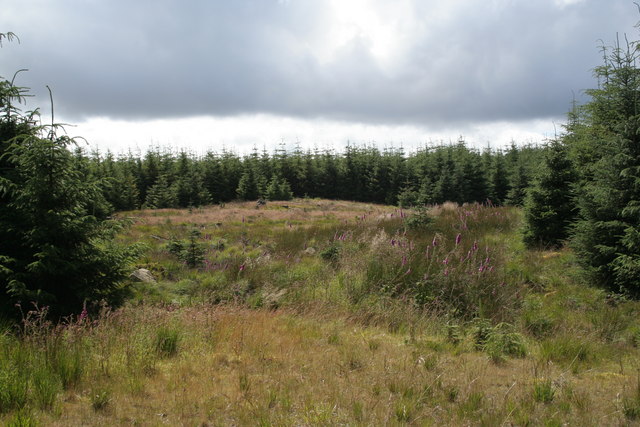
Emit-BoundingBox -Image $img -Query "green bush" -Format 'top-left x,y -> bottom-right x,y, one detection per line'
485,323 -> 527,363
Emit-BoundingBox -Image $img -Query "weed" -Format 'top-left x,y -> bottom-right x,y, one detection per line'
622,376 -> 640,420
485,323 -> 527,363
445,385 -> 459,403
352,400 -> 364,422
446,322 -> 462,345
458,391 -> 484,416
239,371 -> 251,395
472,318 -> 493,350
320,243 -> 341,262
533,379 -> 555,403
6,409 -> 38,427
538,336 -> 594,370
91,389 -> 111,411
31,366 -> 61,410
154,326 -> 180,358
394,400 -> 413,422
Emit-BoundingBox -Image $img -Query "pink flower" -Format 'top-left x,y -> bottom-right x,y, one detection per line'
239,264 -> 245,272
432,236 -> 438,247
442,257 -> 449,265
455,233 -> 462,246
443,268 -> 449,276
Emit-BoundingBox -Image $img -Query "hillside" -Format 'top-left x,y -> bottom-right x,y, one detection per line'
2,199 -> 640,426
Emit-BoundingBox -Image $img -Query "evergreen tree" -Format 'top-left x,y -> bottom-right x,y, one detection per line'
570,36 -> 640,294
236,168 -> 260,200
522,140 -> 576,248
489,152 -> 510,205
265,175 -> 293,201
505,161 -> 529,206
0,75 -> 139,318
144,174 -> 178,208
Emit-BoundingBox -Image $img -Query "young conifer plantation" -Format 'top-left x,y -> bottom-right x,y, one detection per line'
1,24 -> 640,426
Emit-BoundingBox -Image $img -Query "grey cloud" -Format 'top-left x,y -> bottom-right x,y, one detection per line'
0,0 -> 637,127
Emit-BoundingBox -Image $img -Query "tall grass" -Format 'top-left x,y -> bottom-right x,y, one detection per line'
3,200 -> 640,425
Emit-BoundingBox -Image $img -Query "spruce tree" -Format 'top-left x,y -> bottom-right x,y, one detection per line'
570,36 -> 640,294
0,78 -> 139,318
522,140 -> 576,248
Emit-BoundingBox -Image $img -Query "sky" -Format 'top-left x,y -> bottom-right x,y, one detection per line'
0,0 -> 638,154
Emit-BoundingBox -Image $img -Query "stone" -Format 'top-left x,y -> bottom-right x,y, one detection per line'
130,268 -> 156,283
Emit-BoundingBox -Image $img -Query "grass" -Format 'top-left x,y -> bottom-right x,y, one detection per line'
2,198 -> 640,425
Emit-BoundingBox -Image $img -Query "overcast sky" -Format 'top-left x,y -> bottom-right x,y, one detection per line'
1,0 -> 638,153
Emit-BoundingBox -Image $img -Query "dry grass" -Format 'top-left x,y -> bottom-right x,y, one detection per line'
121,199 -> 397,226
4,200 -> 640,425
8,304 -> 630,426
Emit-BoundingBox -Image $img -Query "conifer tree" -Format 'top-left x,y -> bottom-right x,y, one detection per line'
0,72 -> 139,318
522,140 -> 576,248
236,168 -> 260,200
570,35 -> 640,294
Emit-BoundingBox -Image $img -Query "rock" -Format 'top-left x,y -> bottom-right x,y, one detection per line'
130,268 -> 156,283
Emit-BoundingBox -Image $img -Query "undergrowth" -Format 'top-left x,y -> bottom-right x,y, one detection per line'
1,199 -> 639,425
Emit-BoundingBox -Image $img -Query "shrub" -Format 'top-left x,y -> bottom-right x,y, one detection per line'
403,206 -> 432,230
485,323 -> 527,363
320,244 -> 340,262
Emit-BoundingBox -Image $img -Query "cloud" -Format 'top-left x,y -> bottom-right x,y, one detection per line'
0,0 -> 637,129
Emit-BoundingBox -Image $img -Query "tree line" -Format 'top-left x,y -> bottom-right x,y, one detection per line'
81,141 -> 544,211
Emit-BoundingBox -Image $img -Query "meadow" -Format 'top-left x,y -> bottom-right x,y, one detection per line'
2,199 -> 640,426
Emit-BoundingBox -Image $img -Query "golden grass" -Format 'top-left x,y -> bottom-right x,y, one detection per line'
120,199 -> 398,227
10,304 -> 632,426
4,200 -> 640,425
